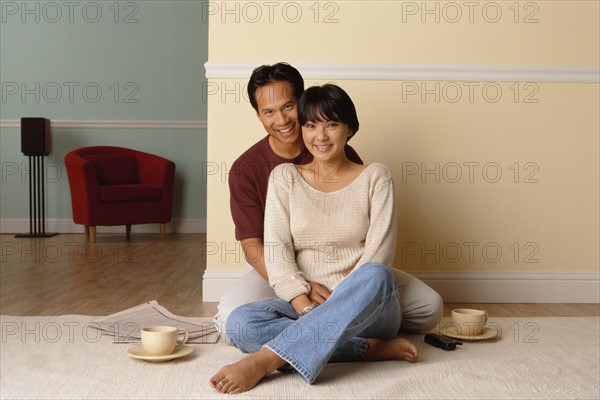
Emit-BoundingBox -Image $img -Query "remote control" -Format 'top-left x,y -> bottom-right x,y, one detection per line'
424,333 -> 463,351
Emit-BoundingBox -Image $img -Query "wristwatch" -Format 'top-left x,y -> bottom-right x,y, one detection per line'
297,303 -> 317,318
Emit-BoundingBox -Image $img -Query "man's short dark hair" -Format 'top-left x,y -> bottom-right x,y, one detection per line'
247,62 -> 304,112
298,84 -> 360,139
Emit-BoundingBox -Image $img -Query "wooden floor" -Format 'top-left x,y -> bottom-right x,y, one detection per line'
1,234 -> 598,317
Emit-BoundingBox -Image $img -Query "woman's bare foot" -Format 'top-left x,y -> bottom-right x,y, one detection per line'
209,348 -> 286,394
365,337 -> 419,363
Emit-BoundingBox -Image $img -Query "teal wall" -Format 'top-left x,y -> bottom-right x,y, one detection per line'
0,1 -> 207,220
0,127 -> 207,219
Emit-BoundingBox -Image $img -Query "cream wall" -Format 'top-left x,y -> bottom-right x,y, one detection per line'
204,1 -> 599,301
208,1 -> 599,65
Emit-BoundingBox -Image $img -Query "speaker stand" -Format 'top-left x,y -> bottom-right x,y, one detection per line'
15,156 -> 58,238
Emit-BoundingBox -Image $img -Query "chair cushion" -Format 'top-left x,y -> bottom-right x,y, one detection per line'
99,184 -> 162,202
84,155 -> 139,185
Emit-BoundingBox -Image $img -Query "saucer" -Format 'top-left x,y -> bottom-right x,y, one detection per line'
439,325 -> 499,341
127,345 -> 193,362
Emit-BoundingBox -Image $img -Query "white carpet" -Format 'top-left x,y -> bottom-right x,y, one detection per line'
1,316 -> 598,399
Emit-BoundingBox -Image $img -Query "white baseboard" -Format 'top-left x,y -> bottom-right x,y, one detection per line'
202,270 -> 247,303
411,271 -> 600,303
201,269 -> 600,303
0,218 -> 206,234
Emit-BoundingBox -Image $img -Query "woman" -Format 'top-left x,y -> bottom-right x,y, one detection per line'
209,84 -> 418,394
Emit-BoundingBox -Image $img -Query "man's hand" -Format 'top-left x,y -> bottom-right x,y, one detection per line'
308,281 -> 330,305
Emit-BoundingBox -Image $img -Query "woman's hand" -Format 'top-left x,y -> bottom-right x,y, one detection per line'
291,294 -> 314,313
307,281 -> 330,305
290,282 -> 330,315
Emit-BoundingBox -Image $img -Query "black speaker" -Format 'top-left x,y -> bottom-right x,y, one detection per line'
21,117 -> 51,156
15,117 -> 58,238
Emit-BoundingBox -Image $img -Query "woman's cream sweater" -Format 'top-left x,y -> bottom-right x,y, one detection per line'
264,162 -> 397,302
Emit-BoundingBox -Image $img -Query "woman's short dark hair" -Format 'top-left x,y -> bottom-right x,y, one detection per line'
247,63 -> 304,112
298,84 -> 359,139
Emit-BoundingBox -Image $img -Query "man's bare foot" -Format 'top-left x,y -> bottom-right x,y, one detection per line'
365,338 -> 419,363
209,348 -> 286,394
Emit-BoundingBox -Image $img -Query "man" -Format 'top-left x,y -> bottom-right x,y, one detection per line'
214,62 -> 442,337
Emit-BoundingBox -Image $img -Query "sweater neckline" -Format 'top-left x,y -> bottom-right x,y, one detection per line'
294,163 -> 374,194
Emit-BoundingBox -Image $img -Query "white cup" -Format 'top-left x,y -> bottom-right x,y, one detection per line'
141,326 -> 189,356
451,309 -> 488,336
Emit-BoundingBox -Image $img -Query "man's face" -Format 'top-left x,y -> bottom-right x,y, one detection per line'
255,81 -> 300,148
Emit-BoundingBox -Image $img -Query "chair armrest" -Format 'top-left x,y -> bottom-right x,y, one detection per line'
134,151 -> 175,221
64,152 -> 101,222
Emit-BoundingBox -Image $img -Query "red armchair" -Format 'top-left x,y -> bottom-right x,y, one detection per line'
65,146 -> 175,242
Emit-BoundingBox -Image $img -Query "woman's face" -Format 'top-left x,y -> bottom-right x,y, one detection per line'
302,118 -> 353,163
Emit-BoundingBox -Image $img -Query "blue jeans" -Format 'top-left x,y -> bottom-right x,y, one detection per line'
226,263 -> 402,384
